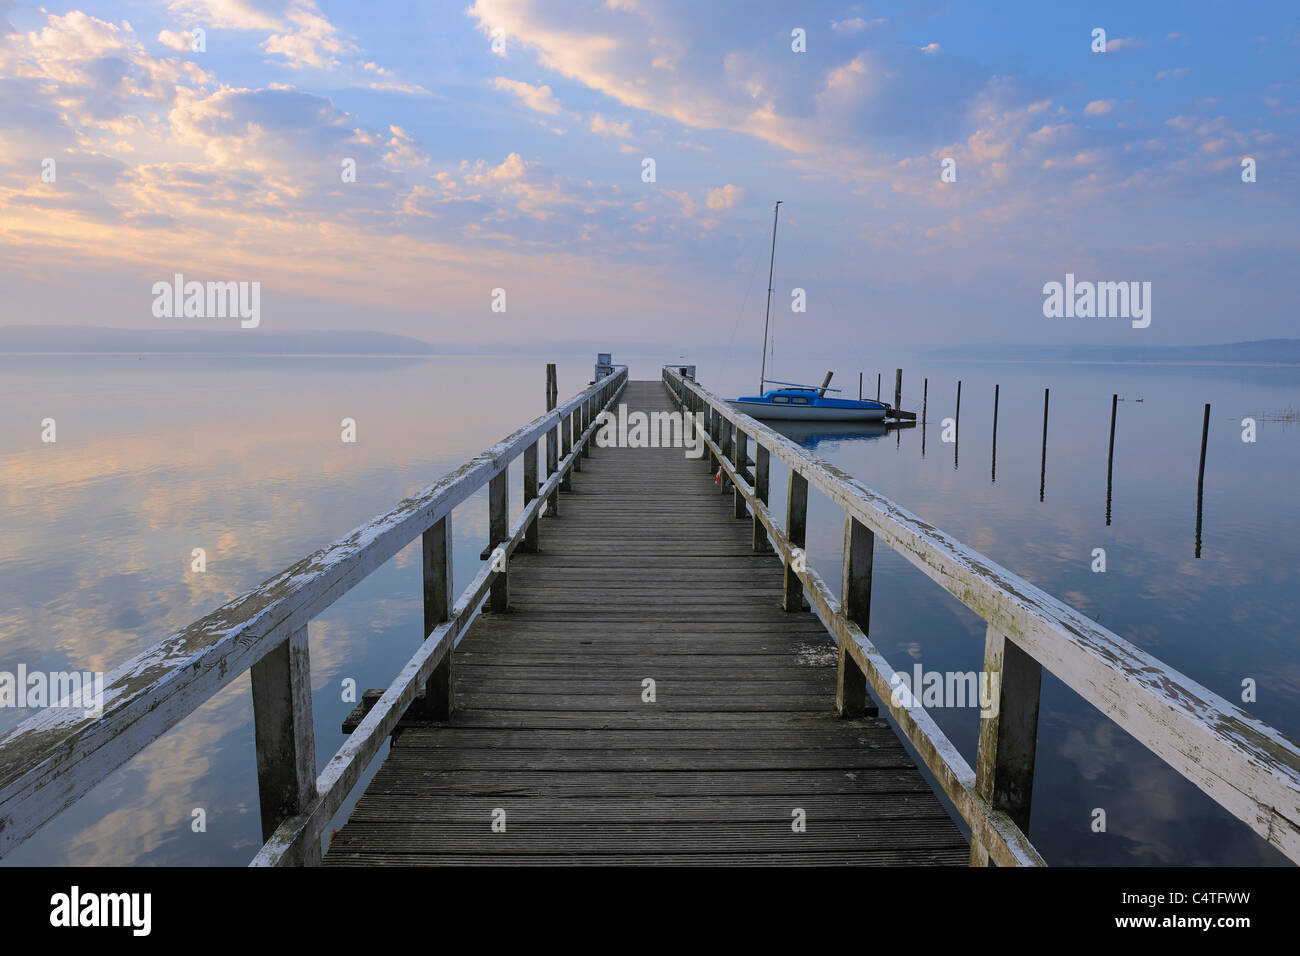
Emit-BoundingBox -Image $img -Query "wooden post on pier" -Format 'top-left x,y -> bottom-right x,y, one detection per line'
753,444 -> 771,552
571,407 -> 582,474
488,470 -> 508,612
546,364 -> 559,516
894,369 -> 903,411
421,515 -> 454,718
561,402 -> 574,491
250,625 -> 318,860
522,442 -> 539,551
783,473 -> 809,611
972,625 -> 1042,865
733,426 -> 747,518
836,518 -> 873,718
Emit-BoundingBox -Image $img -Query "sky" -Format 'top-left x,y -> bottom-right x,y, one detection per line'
0,0 -> 1296,352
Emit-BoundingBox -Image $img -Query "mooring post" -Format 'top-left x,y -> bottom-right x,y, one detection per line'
836,517 -> 873,718
783,471 -> 809,612
753,443 -> 771,551
1039,387 -> 1050,502
922,377 -> 928,426
250,625 -> 318,861
421,514 -> 454,719
1196,402 -> 1210,558
894,369 -> 903,412
859,372 -> 863,401
488,470 -> 508,612
971,623 -> 1042,865
545,364 -> 559,516
1106,394 -> 1117,525
992,384 -> 1000,483
876,372 -> 881,400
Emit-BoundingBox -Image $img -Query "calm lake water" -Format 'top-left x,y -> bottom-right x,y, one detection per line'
2,351 -> 1297,865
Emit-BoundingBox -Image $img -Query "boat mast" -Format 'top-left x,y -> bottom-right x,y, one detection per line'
759,200 -> 782,394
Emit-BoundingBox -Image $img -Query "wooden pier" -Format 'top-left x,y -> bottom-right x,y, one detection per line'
325,381 -> 964,865
2,365 -> 1298,868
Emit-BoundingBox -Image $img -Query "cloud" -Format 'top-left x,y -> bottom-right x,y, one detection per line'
157,29 -> 194,52
705,183 -> 743,211
1155,67 -> 1189,80
1106,36 -> 1142,51
1084,99 -> 1114,116
921,42 -> 940,55
831,17 -> 884,33
589,112 -> 630,137
492,76 -> 562,114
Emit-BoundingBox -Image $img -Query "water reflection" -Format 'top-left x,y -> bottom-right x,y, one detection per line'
768,420 -> 888,451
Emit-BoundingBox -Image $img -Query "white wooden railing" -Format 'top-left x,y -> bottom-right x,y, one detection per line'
0,367 -> 628,865
662,365 -> 1300,867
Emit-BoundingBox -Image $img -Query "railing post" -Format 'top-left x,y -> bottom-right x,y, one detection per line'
421,514 -> 454,718
561,408 -> 574,489
836,517 -> 873,718
488,469 -> 509,613
971,623 -> 1042,865
752,443 -> 771,551
546,364 -> 559,517
522,442 -> 539,552
572,408 -> 582,473
719,418 -> 732,494
706,407 -> 718,473
250,625 -> 319,863
582,397 -> 592,458
732,425 -> 747,518
783,471 -> 808,611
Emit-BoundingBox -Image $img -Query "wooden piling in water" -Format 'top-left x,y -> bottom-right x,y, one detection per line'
991,384 -> 999,483
1039,388 -> 1050,502
1196,403 -> 1210,558
876,373 -> 881,401
1106,394 -> 1117,526
894,369 -> 903,412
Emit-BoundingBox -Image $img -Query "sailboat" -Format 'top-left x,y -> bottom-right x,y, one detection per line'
728,201 -> 888,422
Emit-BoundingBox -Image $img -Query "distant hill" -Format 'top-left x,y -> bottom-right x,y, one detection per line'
924,340 -> 1300,365
0,325 -> 437,355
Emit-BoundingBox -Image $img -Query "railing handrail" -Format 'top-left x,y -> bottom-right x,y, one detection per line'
0,367 -> 628,861
662,366 -> 1300,865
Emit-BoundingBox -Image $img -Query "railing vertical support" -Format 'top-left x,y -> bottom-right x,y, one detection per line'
836,517 -> 873,718
753,443 -> 771,551
522,442 -> 539,552
561,409 -> 574,490
582,397 -> 592,458
546,364 -> 559,516
783,471 -> 808,611
421,514 -> 454,718
488,470 -> 509,613
971,624 -> 1042,865
732,426 -> 747,518
250,625 -> 319,863
707,408 -> 718,472
572,408 -> 582,473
